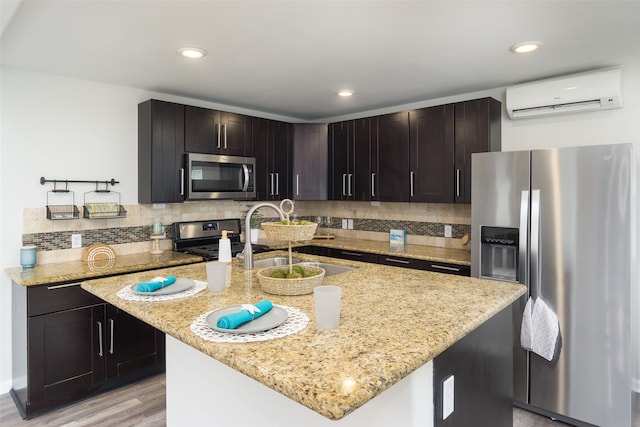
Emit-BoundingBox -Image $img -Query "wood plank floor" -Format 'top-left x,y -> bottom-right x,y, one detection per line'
0,373 -> 589,426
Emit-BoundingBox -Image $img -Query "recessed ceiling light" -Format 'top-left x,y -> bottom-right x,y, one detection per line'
509,41 -> 542,54
337,90 -> 354,97
177,47 -> 207,59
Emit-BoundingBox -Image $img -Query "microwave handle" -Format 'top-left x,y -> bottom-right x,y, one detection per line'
242,164 -> 249,192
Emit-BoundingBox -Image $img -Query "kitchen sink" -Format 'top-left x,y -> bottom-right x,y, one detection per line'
295,262 -> 357,277
252,257 -> 302,268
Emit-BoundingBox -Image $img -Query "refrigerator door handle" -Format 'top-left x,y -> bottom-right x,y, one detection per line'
530,189 -> 541,298
519,190 -> 529,287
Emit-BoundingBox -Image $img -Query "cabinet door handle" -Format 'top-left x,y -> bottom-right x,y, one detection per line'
384,257 -> 410,265
47,282 -> 81,290
216,124 -> 221,149
371,173 -> 376,197
223,124 -> 227,149
342,174 -> 347,196
180,168 -> 185,196
275,173 -> 279,196
348,174 -> 353,196
296,174 -> 300,196
109,318 -> 115,354
431,264 -> 460,272
410,171 -> 415,197
456,169 -> 461,197
97,321 -> 104,357
269,173 -> 275,196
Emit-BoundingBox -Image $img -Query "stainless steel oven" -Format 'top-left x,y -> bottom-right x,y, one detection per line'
185,153 -> 255,200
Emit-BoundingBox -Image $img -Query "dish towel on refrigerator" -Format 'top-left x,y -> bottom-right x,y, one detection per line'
520,296 -> 560,361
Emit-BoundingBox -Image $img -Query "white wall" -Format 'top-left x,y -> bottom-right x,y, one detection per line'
0,66 -> 297,393
2,59 -> 639,393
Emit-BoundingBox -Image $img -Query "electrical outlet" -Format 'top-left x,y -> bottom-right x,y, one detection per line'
444,225 -> 452,238
443,375 -> 454,419
342,219 -> 348,229
347,219 -> 354,230
71,233 -> 82,249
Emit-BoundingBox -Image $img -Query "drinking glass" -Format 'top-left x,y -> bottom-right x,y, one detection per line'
324,216 -> 332,235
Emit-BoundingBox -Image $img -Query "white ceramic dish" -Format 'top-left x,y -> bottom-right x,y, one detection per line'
205,305 -> 288,334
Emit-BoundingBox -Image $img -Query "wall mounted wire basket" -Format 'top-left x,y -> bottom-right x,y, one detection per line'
45,182 -> 80,220
83,185 -> 126,219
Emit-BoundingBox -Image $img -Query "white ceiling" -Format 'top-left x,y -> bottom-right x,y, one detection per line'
2,1 -> 639,121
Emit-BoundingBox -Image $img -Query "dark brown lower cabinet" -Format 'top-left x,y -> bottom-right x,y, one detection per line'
293,245 -> 470,276
11,281 -> 165,419
433,304 -> 513,427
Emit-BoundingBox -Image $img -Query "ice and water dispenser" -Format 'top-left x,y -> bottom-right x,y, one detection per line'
479,226 -> 519,282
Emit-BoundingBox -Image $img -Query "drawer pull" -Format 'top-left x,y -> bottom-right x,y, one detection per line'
47,282 -> 81,290
97,321 -> 104,357
384,257 -> 410,265
340,251 -> 362,257
431,264 -> 460,272
109,319 -> 115,354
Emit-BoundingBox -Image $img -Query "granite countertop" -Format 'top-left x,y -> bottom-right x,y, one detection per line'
5,251 -> 203,286
264,236 -> 472,265
81,250 -> 524,421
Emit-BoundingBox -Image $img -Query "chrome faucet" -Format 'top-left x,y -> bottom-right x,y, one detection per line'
243,202 -> 284,269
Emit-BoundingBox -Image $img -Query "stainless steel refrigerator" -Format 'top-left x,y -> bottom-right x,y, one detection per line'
471,143 -> 633,427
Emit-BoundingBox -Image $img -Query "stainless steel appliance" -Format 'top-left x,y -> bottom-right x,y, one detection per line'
471,143 -> 633,427
185,153 -> 256,200
173,218 -> 269,261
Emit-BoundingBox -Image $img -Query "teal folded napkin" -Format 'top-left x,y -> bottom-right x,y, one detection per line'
216,300 -> 273,329
135,276 -> 177,292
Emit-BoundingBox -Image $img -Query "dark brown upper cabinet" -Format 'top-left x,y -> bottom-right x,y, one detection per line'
292,124 -> 328,200
409,104 -> 456,203
185,106 -> 249,156
252,118 -> 292,200
454,98 -> 502,203
372,111 -> 411,202
138,99 -> 186,204
328,118 -> 372,201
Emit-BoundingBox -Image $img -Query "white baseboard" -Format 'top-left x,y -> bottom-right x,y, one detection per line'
0,379 -> 13,395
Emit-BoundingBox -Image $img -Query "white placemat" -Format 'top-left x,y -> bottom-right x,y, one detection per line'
190,305 -> 309,343
117,280 -> 207,301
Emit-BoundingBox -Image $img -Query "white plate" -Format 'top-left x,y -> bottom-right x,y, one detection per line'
131,278 -> 195,296
205,305 -> 288,334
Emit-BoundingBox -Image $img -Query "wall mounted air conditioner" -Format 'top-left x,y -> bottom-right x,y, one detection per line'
506,69 -> 622,119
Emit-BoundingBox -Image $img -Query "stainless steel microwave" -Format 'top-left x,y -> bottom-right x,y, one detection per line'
185,153 -> 256,200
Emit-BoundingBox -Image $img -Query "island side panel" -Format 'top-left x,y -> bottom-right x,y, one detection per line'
433,304 -> 513,427
165,335 -> 434,427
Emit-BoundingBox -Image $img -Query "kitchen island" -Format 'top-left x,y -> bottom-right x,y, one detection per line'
81,251 -> 525,426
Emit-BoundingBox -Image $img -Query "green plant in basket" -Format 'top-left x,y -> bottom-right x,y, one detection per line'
278,219 -> 314,225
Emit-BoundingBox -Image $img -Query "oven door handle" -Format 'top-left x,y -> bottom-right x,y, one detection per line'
242,164 -> 249,192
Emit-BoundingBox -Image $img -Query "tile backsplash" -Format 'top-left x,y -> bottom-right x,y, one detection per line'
22,200 -> 471,263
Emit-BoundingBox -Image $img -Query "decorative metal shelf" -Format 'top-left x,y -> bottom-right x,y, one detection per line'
40,176 -> 125,220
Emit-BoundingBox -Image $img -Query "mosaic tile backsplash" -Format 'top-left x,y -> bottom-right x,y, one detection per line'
22,200 -> 471,254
